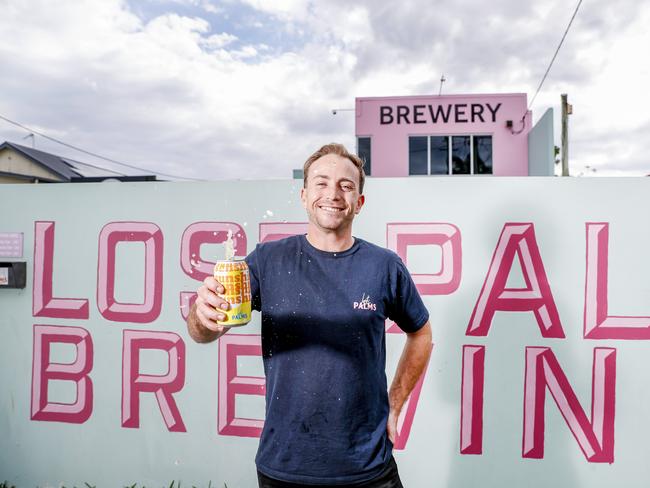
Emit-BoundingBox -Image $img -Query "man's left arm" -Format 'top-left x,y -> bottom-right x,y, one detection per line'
387,321 -> 433,443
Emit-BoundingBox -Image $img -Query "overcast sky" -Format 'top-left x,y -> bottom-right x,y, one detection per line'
0,0 -> 648,179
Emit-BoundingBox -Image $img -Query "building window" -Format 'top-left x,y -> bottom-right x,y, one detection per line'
430,136 -> 449,175
452,136 -> 471,175
357,137 -> 371,176
408,135 -> 492,175
408,136 -> 428,175
473,135 -> 493,174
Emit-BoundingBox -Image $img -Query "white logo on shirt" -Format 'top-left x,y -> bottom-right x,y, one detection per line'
353,293 -> 377,311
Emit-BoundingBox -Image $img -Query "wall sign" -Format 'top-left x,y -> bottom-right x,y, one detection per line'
0,232 -> 23,258
0,179 -> 649,487
379,103 -> 502,125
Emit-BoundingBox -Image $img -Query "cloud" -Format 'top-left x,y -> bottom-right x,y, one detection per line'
0,0 -> 351,178
201,32 -> 238,49
154,0 -> 225,15
236,0 -> 309,19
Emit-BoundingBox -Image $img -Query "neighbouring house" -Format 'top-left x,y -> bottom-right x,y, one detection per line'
0,141 -> 156,183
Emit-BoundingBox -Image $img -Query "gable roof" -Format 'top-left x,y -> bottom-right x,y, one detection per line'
0,141 -> 82,180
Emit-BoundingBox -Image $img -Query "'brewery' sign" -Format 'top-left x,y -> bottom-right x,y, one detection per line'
380,103 -> 502,125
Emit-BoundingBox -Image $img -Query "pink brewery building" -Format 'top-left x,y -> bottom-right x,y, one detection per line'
355,93 -> 554,177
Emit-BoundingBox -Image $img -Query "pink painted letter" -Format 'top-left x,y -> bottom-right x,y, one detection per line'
386,222 -> 462,295
466,223 -> 564,338
179,222 -> 247,321
392,341 -> 434,450
122,330 -> 186,432
33,221 -> 89,319
460,345 -> 485,455
218,333 -> 265,437
584,223 -> 650,339
97,222 -> 163,323
386,222 -> 461,334
522,347 -> 616,462
31,324 -> 93,423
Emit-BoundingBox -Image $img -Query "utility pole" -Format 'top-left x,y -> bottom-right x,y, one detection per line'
561,94 -> 572,176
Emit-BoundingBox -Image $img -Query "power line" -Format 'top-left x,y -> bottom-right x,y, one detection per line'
0,113 -> 205,181
528,0 -> 583,111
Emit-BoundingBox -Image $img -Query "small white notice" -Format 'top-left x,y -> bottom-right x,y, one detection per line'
0,232 -> 23,258
0,268 -> 8,286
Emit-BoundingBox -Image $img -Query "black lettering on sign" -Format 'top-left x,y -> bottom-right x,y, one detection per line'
428,104 -> 452,123
471,104 -> 485,123
397,105 -> 410,124
486,103 -> 501,122
378,102 -> 499,125
413,105 -> 426,124
455,104 -> 468,123
380,106 -> 394,125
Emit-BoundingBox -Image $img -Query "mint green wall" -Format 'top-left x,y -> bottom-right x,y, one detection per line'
1,178 -> 649,487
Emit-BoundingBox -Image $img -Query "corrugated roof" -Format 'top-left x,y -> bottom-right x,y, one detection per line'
60,156 -> 125,178
0,141 -> 82,180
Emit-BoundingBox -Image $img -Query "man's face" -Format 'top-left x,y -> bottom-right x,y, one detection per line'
300,154 -> 365,235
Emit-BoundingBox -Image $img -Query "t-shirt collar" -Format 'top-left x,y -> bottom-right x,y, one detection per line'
300,234 -> 361,258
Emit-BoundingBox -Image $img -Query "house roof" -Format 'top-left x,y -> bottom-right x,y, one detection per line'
0,141 -> 83,180
0,141 -> 157,182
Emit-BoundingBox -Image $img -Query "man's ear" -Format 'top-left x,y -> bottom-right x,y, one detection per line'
355,194 -> 365,214
300,187 -> 307,209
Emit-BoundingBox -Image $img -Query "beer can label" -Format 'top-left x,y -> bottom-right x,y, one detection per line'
213,260 -> 252,326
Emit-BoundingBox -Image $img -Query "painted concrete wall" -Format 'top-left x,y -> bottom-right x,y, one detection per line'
355,94 -> 531,176
528,108 -> 555,176
1,178 -> 650,487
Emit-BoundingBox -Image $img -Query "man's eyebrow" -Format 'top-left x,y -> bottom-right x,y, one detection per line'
311,174 -> 356,186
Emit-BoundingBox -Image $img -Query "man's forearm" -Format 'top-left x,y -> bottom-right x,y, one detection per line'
187,302 -> 224,344
388,322 -> 433,416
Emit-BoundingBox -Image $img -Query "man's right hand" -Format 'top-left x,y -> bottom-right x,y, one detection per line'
187,276 -> 232,343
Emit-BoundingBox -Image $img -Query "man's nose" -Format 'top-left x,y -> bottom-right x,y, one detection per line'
325,184 -> 342,199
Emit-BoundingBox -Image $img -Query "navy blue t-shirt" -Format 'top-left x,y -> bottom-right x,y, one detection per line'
245,235 -> 429,485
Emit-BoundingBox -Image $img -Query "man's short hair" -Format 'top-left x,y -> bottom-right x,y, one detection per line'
303,143 -> 366,194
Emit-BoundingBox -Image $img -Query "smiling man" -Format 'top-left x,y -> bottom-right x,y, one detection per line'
187,143 -> 432,487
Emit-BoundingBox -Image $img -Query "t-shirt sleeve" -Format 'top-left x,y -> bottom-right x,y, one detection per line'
387,256 -> 430,333
245,246 -> 262,312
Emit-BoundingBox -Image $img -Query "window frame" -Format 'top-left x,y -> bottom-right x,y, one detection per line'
471,134 -> 494,176
408,134 -> 493,176
356,136 -> 372,176
408,132 -> 494,176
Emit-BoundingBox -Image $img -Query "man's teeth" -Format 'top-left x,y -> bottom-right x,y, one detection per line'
321,206 -> 343,213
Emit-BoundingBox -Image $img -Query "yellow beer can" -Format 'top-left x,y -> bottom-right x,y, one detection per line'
213,259 -> 252,326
